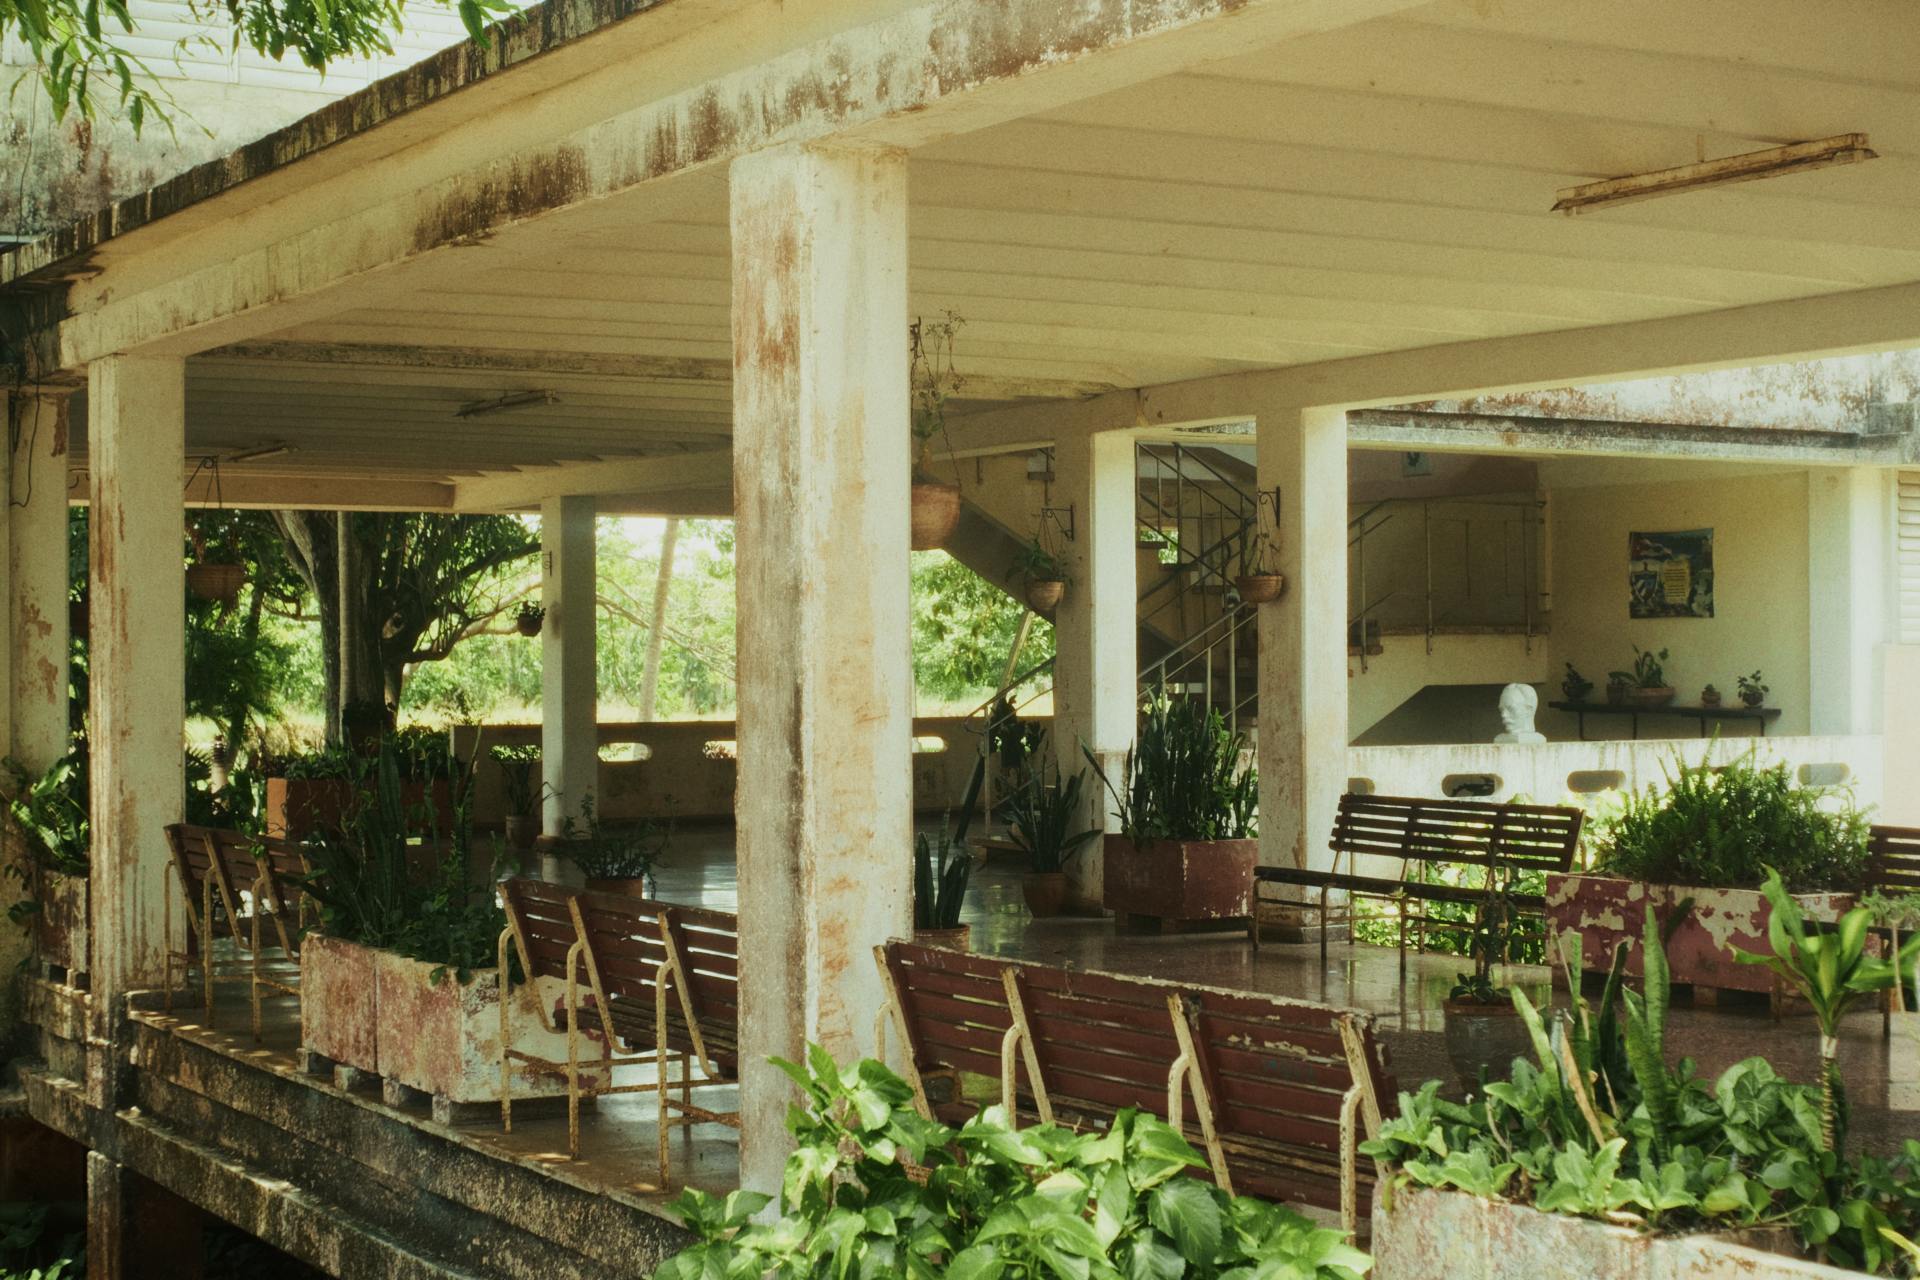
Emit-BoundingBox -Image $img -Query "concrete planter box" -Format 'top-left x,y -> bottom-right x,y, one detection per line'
266,777 -> 455,839
33,867 -> 88,978
1547,874 -> 1856,993
302,934 -> 606,1107
1372,1186 -> 1861,1280
1103,835 -> 1255,926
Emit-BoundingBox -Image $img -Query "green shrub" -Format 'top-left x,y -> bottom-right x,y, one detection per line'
655,1046 -> 1371,1280
1592,748 -> 1869,891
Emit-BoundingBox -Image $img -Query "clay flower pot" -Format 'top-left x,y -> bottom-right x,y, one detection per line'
515,612 -> 544,638
503,814 -> 538,852
1235,573 -> 1286,604
910,482 -> 962,550
1024,579 -> 1066,613
1740,692 -> 1766,709
1624,685 -> 1676,708
187,561 -> 248,607
1021,872 -> 1068,918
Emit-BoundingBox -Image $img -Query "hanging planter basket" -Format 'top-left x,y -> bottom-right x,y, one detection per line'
1235,573 -> 1286,604
187,561 -> 248,607
1023,579 -> 1066,613
910,482 -> 962,550
514,608 -> 546,638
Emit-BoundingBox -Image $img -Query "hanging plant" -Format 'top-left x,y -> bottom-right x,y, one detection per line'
1232,501 -> 1285,604
908,313 -> 965,550
1006,537 -> 1069,614
513,601 -> 545,638
185,462 -> 249,608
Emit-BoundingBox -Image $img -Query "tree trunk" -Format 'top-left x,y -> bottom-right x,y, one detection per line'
219,582 -> 268,764
638,518 -> 679,721
335,512 -> 388,736
272,511 -> 343,744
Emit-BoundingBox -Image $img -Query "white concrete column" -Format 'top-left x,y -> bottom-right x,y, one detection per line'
88,356 -> 186,1000
10,388 -> 74,771
540,495 -> 596,839
1807,468 -> 1889,736
730,141 -> 911,1196
1050,430 -> 1139,902
1255,404 -> 1348,874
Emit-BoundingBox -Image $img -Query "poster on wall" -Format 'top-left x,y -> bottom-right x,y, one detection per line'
1629,528 -> 1714,618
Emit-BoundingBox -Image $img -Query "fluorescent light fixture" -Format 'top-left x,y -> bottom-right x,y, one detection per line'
1552,134 -> 1876,215
225,443 -> 292,463
456,390 -> 559,419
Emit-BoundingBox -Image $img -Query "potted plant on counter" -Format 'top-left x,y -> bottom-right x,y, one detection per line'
489,745 -> 543,858
1699,683 -> 1722,707
1560,663 -> 1594,703
1739,670 -> 1769,709
1607,644 -> 1674,708
908,314 -> 965,550
1006,538 -> 1069,614
1546,747 -> 1871,996
4,747 -> 90,978
543,795 -> 668,896
998,754 -> 1100,919
913,829 -> 972,949
1089,694 -> 1258,931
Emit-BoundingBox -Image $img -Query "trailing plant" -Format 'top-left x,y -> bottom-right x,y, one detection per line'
1088,694 -> 1257,843
3,749 -> 88,875
512,601 -> 545,632
1592,746 -> 1869,891
1608,644 -> 1670,690
1005,538 -> 1069,586
300,740 -> 508,981
489,745 -> 543,818
997,754 -> 1101,875
558,794 -> 667,884
654,1045 -> 1372,1280
914,829 -> 971,930
909,313 -> 965,474
1733,868 -> 1919,1154
1362,908 -> 1920,1275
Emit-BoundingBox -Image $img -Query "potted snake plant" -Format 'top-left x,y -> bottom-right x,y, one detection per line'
998,754 -> 1100,918
912,830 -> 972,949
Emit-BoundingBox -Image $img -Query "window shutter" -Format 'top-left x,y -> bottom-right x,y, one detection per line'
1898,471 -> 1920,644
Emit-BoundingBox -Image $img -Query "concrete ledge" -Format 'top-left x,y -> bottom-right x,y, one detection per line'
1373,1186 -> 1862,1280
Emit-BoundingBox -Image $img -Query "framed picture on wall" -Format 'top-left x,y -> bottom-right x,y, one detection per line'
1629,528 -> 1714,618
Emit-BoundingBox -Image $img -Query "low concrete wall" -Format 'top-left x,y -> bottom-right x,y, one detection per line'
452,717 -> 986,825
1372,1186 -> 1859,1280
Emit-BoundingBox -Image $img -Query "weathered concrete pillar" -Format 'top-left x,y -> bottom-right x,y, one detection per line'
1807,467 -> 1888,736
87,1151 -> 203,1280
10,388 -> 73,771
729,141 -> 911,1196
1050,430 -> 1139,902
540,495 -> 596,840
1255,404 -> 1347,877
88,355 -> 186,1002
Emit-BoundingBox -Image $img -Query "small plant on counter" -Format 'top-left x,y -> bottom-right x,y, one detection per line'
1607,644 -> 1669,691
1560,662 -> 1594,702
653,1046 -> 1372,1280
1089,694 -> 1257,843
913,829 -> 971,931
1739,669 -> 1770,708
1700,683 -> 1722,707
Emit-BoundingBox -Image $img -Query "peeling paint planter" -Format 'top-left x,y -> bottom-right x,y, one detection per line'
1372,1186 -> 1861,1280
302,934 -> 607,1105
1103,836 -> 1255,928
266,777 -> 455,840
1546,874 -> 1856,993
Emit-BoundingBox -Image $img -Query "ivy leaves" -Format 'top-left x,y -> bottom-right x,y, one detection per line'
657,1046 -> 1371,1280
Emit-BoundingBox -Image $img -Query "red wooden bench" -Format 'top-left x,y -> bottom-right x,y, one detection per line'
874,940 -> 1394,1236
1253,794 -> 1584,962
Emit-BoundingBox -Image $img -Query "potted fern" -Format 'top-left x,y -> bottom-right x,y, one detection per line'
998,756 -> 1100,918
912,830 -> 972,949
1088,695 -> 1258,929
1005,538 -> 1069,613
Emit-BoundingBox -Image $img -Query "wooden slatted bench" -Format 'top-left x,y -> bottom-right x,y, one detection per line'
499,877 -> 676,1159
1252,793 -> 1584,962
1868,825 -> 1920,1035
653,903 -> 742,1187
162,823 -> 247,1020
874,940 -> 1394,1237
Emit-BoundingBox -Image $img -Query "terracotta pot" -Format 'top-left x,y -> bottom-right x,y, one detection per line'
1021,872 -> 1069,918
1023,579 -> 1065,613
913,924 -> 970,951
1443,999 -> 1531,1094
1235,573 -> 1286,603
1624,685 -> 1675,708
503,814 -> 538,852
186,561 -> 248,607
910,482 -> 962,550
1700,689 -> 1722,707
1605,682 -> 1628,706
1102,835 -> 1256,924
1740,692 -> 1766,709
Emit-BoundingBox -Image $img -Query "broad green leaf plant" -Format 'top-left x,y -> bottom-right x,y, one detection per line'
1362,907 -> 1920,1275
1734,868 -> 1920,1154
654,1045 -> 1371,1280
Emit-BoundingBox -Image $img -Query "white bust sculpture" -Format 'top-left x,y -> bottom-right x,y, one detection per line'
1494,682 -> 1546,744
